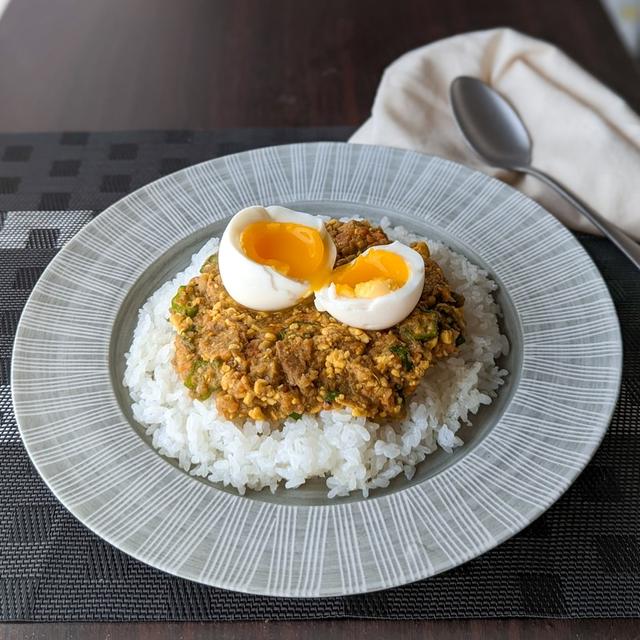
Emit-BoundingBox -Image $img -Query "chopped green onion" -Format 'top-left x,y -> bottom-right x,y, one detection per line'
324,390 -> 339,403
288,412 -> 303,421
200,254 -> 218,272
400,312 -> 438,342
171,286 -> 198,317
390,344 -> 413,371
184,359 -> 207,390
171,286 -> 187,312
184,304 -> 198,318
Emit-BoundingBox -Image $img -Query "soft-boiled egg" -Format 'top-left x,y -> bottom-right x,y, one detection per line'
314,242 -> 425,330
218,205 -> 337,311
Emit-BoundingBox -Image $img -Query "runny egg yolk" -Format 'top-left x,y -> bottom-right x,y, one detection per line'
241,221 -> 329,290
331,249 -> 409,299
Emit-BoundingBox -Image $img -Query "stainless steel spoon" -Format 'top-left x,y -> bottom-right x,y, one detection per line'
450,76 -> 640,270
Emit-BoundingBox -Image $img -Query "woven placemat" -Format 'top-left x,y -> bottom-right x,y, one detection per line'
0,129 -> 638,621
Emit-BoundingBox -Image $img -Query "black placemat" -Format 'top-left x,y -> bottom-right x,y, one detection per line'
0,129 -> 638,621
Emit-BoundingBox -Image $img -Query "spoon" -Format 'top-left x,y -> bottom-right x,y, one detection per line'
450,76 -> 640,270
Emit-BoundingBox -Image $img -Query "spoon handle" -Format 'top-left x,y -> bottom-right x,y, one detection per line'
522,166 -> 640,271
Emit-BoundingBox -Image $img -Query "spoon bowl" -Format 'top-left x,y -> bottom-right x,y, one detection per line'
450,76 -> 532,170
449,75 -> 640,271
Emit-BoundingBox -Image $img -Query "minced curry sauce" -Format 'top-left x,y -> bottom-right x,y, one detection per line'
169,220 -> 465,423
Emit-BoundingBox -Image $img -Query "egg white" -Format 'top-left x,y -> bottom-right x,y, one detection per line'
314,241 -> 425,330
218,205 -> 337,311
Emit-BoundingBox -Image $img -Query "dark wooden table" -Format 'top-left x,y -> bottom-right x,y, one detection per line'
1,1 -> 639,638
0,0 -> 639,131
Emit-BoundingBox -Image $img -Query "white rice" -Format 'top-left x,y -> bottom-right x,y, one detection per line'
123,217 -> 509,497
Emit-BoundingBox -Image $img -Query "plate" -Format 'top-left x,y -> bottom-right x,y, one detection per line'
12,142 -> 622,597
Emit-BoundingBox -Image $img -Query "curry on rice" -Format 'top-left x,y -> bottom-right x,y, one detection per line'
169,220 -> 465,422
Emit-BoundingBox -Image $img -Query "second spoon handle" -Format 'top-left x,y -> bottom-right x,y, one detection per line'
523,166 -> 640,271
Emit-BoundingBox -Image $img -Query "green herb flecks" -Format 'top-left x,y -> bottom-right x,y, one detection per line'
390,344 -> 413,371
399,312 -> 438,342
184,358 -> 207,390
324,390 -> 339,403
171,285 -> 198,317
199,254 -> 218,273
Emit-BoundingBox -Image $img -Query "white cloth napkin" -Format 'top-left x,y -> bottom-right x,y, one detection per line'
350,28 -> 640,240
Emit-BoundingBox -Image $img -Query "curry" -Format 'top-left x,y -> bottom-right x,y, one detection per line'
170,220 -> 465,422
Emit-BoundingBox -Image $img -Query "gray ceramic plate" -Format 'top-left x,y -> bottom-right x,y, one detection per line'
12,143 -> 622,597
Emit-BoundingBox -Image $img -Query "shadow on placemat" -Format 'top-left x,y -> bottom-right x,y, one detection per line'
0,129 -> 638,621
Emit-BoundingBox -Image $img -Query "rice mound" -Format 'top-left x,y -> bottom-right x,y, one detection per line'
123,218 -> 509,498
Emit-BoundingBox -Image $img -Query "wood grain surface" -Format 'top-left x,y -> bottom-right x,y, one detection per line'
0,0 -> 638,132
2,619 -> 640,640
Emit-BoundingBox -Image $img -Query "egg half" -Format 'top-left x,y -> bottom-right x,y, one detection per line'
218,205 -> 337,311
314,241 -> 425,330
